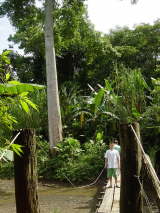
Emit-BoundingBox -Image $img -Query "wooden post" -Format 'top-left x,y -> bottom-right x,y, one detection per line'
14,129 -> 40,213
119,122 -> 143,213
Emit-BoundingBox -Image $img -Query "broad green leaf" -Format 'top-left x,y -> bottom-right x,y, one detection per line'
2,50 -> 11,56
96,132 -> 103,141
0,82 -> 45,95
7,114 -> 17,123
19,92 -> 29,97
5,73 -> 10,81
132,107 -> 141,119
94,89 -> 105,108
8,81 -> 21,85
1,55 -> 10,64
0,85 -> 5,93
24,98 -> 38,111
151,78 -> 160,86
11,144 -> 23,156
105,80 -> 112,91
20,100 -> 30,113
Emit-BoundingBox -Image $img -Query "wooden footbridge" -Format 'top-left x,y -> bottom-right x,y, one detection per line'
95,154 -> 160,213
96,163 -> 160,213
95,125 -> 160,213
96,179 -> 120,213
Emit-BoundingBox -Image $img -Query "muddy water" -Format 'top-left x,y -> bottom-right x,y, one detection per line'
0,179 -> 98,213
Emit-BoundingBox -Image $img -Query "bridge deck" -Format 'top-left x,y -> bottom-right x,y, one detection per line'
97,179 -> 120,213
111,187 -> 120,213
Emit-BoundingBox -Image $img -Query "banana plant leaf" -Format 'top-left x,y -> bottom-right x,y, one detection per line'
0,81 -> 45,95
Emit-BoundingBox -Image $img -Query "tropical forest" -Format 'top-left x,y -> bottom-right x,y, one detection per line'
0,0 -> 160,213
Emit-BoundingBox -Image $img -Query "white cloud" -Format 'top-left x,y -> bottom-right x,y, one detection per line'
87,0 -> 160,33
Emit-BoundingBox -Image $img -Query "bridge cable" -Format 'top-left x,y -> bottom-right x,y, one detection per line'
134,175 -> 153,213
63,166 -> 105,188
130,124 -> 158,212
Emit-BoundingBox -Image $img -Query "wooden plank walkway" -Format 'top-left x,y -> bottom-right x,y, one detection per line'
111,187 -> 120,213
97,178 -> 120,213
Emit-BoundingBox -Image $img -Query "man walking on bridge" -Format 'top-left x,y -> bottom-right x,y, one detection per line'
104,143 -> 120,188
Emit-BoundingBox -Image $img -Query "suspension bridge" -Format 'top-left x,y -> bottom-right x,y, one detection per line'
96,179 -> 120,213
95,125 -> 160,213
96,156 -> 160,213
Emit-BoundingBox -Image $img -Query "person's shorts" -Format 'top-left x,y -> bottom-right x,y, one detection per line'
107,168 -> 118,178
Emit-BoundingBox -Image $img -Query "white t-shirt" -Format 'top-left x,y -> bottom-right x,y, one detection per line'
104,149 -> 120,168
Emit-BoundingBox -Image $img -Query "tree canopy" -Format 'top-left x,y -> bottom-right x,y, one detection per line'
0,0 -> 160,155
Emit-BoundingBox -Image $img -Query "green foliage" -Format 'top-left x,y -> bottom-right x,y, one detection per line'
0,80 -> 44,95
10,144 -> 23,156
9,90 -> 47,131
38,136 -> 106,183
141,78 -> 160,147
0,161 -> 14,179
143,79 -> 160,128
60,82 -> 92,138
0,50 -> 45,163
38,137 -> 82,179
90,67 -> 149,124
37,136 -> 50,176
0,50 -> 12,82
0,0 -> 160,181
0,0 -> 118,86
109,21 -> 160,84
147,145 -> 160,167
56,137 -> 82,159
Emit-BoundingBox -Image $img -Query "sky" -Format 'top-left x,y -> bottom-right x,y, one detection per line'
87,0 -> 160,33
0,0 -> 160,53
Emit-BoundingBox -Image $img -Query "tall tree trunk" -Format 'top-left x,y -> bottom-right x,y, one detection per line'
14,129 -> 40,213
119,122 -> 143,213
44,0 -> 63,150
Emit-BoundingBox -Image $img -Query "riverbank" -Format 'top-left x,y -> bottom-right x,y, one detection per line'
0,179 -> 99,213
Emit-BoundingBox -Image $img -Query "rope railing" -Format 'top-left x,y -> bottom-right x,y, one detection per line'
63,166 -> 105,188
134,175 -> 153,213
130,124 -> 160,211
130,124 -> 160,186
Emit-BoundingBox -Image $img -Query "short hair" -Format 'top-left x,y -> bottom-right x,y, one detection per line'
114,139 -> 118,144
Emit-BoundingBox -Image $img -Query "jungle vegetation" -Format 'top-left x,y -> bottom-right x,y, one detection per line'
0,0 -> 160,183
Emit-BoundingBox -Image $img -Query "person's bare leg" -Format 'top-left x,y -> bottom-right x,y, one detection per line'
115,176 -> 120,187
108,177 -> 112,187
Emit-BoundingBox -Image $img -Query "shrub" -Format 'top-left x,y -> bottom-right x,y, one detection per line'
38,136 -> 107,183
0,161 -> 14,179
0,136 -> 107,183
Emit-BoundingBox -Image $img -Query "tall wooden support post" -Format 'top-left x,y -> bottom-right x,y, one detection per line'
14,129 -> 40,213
120,122 -> 143,213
